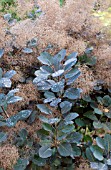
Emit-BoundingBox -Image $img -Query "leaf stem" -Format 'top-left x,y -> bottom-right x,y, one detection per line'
1,106 -> 9,118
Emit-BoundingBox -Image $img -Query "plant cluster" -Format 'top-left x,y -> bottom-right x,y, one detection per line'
0,49 -> 32,150
0,0 -> 16,11
27,6 -> 42,20
0,48 -> 111,170
32,49 -> 111,169
32,49 -> 82,168
59,0 -> 65,7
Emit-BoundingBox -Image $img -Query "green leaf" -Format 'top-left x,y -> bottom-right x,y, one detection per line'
90,162 -> 108,170
37,129 -> 49,139
42,123 -> 53,132
84,111 -> 98,121
84,135 -> 93,143
39,140 -> 52,146
0,93 -> 6,106
4,70 -> 16,79
96,137 -> 105,149
97,97 -> 103,105
105,122 -> 111,130
51,79 -> 65,92
0,68 -> 3,79
22,48 -> 33,54
14,159 -> 29,170
37,104 -> 52,114
44,91 -> 55,99
87,56 -> 97,66
7,96 -> 22,104
107,159 -> 111,165
37,80 -> 52,91
19,129 -> 28,140
64,52 -> 78,71
0,121 -> 6,127
75,118 -> 85,127
90,145 -> 104,161
86,148 -> 95,162
64,112 -> 79,122
0,49 -> 4,58
57,143 -> 72,157
33,70 -> 50,84
6,110 -> 32,127
59,0 -> 64,7
71,144 -> 81,157
93,121 -> 103,129
90,162 -> 99,169
103,95 -> 111,107
79,55 -> 97,66
60,101 -> 72,114
65,68 -> 80,79
64,88 -> 81,100
67,52 -> 78,60
32,156 -> 46,167
39,145 -> 52,158
0,132 -> 7,143
0,168 -> 4,170
50,98 -> 61,107
61,124 -> 75,133
52,69 -> 64,77
40,65 -> 53,74
104,111 -> 111,118
82,95 -> 92,102
67,132 -> 83,143
39,115 -> 49,123
0,115 -> 4,121
85,47 -> 93,54
52,158 -> 61,167
38,52 -> 52,66
66,71 -> 81,85
64,58 -> 77,70
94,108 -> 103,115
39,116 -> 60,124
54,49 -> 66,61
52,49 -> 66,70
0,78 -> 12,88
7,88 -> 19,98
27,111 -> 37,124
104,134 -> 111,153
48,118 -> 60,124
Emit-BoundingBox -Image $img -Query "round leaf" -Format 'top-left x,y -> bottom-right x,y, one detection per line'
57,143 -> 72,157
60,101 -> 72,114
52,69 -> 64,78
0,132 -> 7,143
0,78 -> 12,88
14,159 -> 29,170
0,49 -> 4,58
39,145 -> 52,158
4,70 -> 16,79
64,88 -> 81,100
64,112 -> 79,122
37,104 -> 52,114
22,48 -> 33,54
38,52 -> 52,66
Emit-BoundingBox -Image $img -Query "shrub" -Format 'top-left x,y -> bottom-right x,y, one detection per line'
0,0 -> 16,10
32,49 -> 83,168
0,49 -> 32,145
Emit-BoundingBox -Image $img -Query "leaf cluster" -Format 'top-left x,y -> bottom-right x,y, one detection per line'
31,50 -> 83,167
86,134 -> 111,170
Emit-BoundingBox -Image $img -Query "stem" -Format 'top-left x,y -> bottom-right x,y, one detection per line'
1,106 -> 9,118
55,124 -> 58,146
